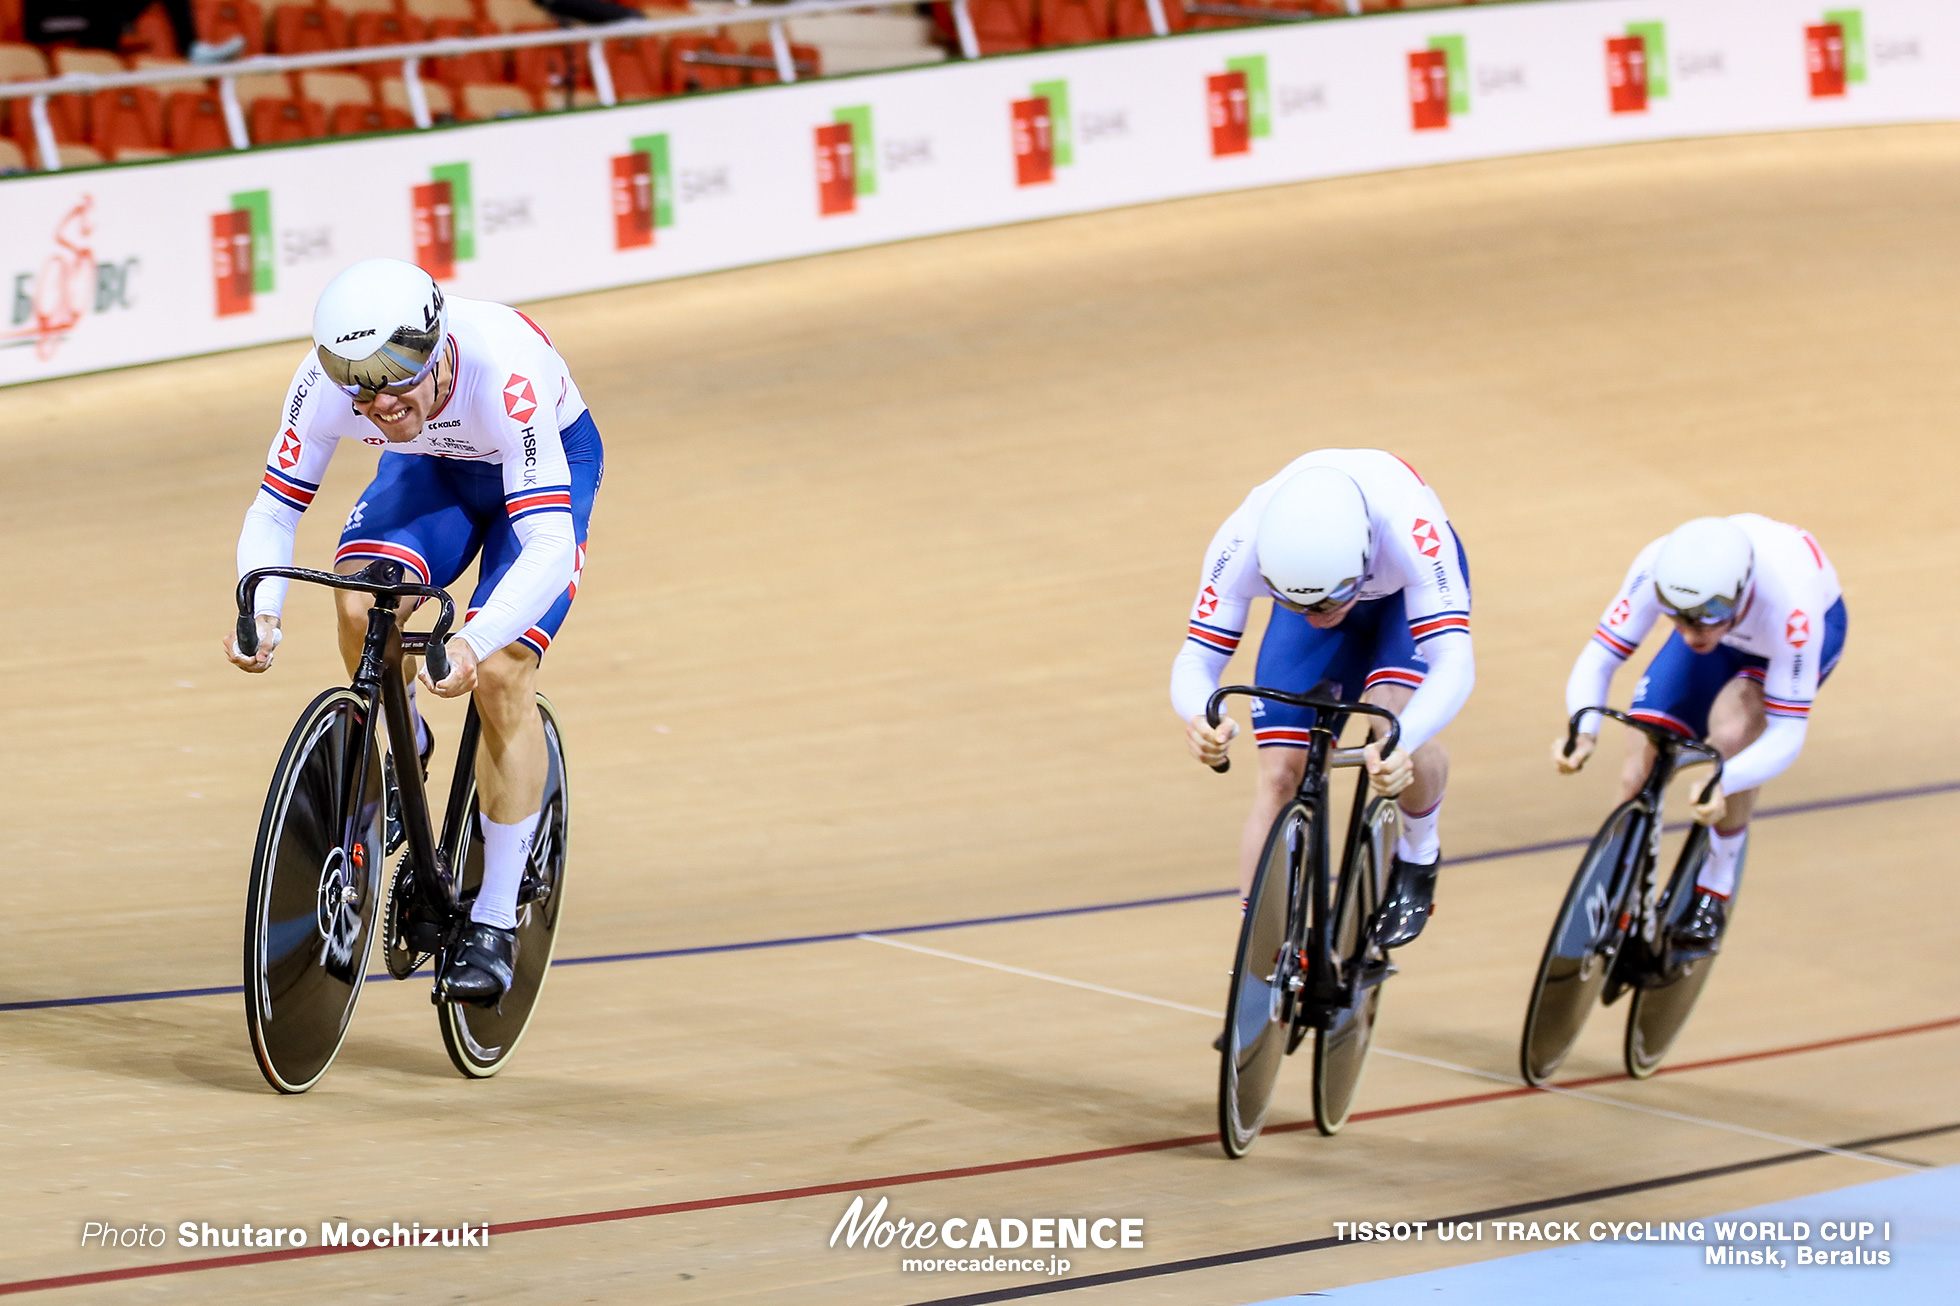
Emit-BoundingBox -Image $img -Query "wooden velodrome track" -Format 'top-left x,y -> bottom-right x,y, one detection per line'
5,121 -> 1960,1303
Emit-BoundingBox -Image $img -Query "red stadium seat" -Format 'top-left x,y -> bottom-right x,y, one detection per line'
743,41 -> 820,86
0,0 -> 21,43
510,26 -> 589,100
967,0 -> 1034,54
164,89 -> 233,152
1034,0 -> 1108,47
664,35 -> 739,93
427,17 -> 505,88
90,86 -> 166,154
249,96 -> 327,142
351,10 -> 425,48
328,101 -> 413,134
193,0 -> 267,54
269,4 -> 349,55
598,36 -> 663,100
119,2 -> 182,57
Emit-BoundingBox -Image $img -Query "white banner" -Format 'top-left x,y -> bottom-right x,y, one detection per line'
3,0 -> 1954,384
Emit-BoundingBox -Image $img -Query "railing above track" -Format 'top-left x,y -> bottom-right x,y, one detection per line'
0,0 -> 1368,173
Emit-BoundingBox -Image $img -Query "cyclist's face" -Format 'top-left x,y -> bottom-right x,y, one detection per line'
1672,614 -> 1733,653
354,372 -> 438,442
1270,594 -> 1358,629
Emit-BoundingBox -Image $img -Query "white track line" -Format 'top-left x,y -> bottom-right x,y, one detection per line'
858,933 -> 1918,1172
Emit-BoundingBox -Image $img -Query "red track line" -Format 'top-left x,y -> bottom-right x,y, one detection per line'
3,1011 -> 1954,1298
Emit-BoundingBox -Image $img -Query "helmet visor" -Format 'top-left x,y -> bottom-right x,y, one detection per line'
1655,583 -> 1743,627
318,328 -> 443,403
1270,573 -> 1365,616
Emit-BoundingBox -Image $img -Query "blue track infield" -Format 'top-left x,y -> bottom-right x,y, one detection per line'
1249,1164 -> 1960,1304
5,777 -> 1956,1015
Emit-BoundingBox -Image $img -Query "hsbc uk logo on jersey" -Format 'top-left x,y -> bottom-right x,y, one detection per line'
1411,519 -> 1443,559
1786,610 -> 1810,647
503,374 -> 538,424
276,427 -> 304,470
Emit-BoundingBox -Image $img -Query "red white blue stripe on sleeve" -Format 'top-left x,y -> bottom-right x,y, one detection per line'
260,465 -> 319,512
1592,624 -> 1637,659
1409,611 -> 1470,645
1185,620 -> 1242,656
1764,694 -> 1812,720
505,484 -> 573,523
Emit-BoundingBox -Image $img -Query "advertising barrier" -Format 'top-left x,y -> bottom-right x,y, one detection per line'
3,0 -> 1955,385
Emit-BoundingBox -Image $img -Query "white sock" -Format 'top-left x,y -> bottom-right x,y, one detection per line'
1697,828 -> 1746,898
1397,797 -> 1442,864
472,810 -> 540,930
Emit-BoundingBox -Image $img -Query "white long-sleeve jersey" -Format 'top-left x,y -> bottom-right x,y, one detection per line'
237,298 -> 586,661
1170,449 -> 1474,755
1565,513 -> 1842,796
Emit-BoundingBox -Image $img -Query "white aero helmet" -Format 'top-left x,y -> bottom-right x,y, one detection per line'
1652,516 -> 1754,626
312,257 -> 447,401
1255,466 -> 1373,613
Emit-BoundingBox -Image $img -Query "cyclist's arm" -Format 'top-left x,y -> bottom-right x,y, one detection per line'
1719,595 -> 1821,794
1565,538 -> 1666,734
236,361 -> 339,620
1170,516 -> 1258,722
461,423 -> 577,661
1395,631 -> 1472,755
1391,515 -> 1473,754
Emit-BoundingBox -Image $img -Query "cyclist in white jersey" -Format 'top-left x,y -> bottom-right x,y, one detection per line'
222,259 -> 604,1005
1174,449 -> 1475,949
1555,514 -> 1847,950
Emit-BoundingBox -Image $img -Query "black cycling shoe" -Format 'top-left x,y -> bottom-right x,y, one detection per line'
1213,1031 -> 1227,1053
1375,856 -> 1440,949
383,721 -> 436,854
1668,891 -> 1728,957
437,922 -> 517,1007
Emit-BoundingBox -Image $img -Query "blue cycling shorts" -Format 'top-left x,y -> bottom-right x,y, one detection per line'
1629,597 -> 1847,739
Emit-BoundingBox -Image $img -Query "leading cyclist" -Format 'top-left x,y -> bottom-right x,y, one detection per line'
1553,515 -> 1846,952
1174,449 -> 1475,949
222,258 -> 603,1006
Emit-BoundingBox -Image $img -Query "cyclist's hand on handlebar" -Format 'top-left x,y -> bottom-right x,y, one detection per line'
1186,713 -> 1237,768
222,615 -> 282,673
1689,783 -> 1727,827
1552,732 -> 1596,774
1362,739 -> 1414,798
420,637 -> 477,698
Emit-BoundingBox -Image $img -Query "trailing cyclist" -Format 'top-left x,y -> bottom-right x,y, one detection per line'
1552,515 -> 1846,953
222,258 -> 603,1007
1174,449 -> 1474,949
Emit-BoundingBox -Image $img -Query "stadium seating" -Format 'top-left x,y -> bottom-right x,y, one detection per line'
404,0 -> 479,18
164,89 -> 232,151
0,0 -> 19,43
249,95 -> 327,142
119,3 -> 180,57
90,86 -> 166,154
966,0 -> 1035,54
0,137 -> 25,172
428,17 -> 506,90
665,35 -> 740,93
52,48 -> 128,77
599,36 -> 663,101
270,4 -> 348,55
339,0 -> 401,13
351,10 -> 427,50
0,38 -> 45,82
743,41 -> 821,86
192,0 -> 267,55
477,0 -> 542,27
297,69 -> 374,110
457,81 -> 535,119
376,73 -> 455,120
328,101 -> 412,133
1109,0 -> 1189,35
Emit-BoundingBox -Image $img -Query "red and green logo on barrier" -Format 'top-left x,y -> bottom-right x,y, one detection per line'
1807,10 -> 1863,98
411,163 -> 473,280
213,188 -> 271,317
614,134 -> 675,250
817,106 -> 875,216
1410,36 -> 1465,132
1012,79 -> 1071,186
1207,56 -> 1267,157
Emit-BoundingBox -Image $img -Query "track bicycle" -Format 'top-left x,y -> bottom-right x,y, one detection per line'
1210,684 -> 1402,1158
236,560 -> 570,1094
1519,708 -> 1732,1086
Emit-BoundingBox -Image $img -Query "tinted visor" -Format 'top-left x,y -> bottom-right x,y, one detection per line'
318,325 -> 442,403
1270,573 -> 1365,616
1655,583 -> 1742,627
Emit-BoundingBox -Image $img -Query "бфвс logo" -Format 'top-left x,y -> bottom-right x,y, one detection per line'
1605,22 -> 1667,114
816,105 -> 876,216
1207,56 -> 1268,157
1011,79 -> 1072,186
7,195 -> 138,358
1409,36 -> 1466,131
1805,9 -> 1863,98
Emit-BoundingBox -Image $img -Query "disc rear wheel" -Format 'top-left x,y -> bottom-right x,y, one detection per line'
437,696 -> 570,1079
243,688 -> 384,1095
1519,800 -> 1646,1086
1311,797 -> 1395,1135
1218,800 -> 1307,1159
